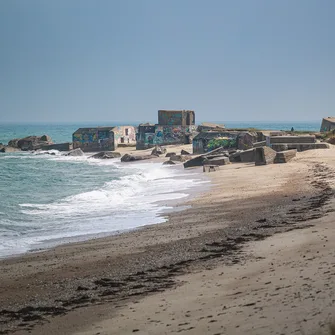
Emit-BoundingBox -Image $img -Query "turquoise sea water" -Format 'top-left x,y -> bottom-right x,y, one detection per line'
0,121 -> 320,258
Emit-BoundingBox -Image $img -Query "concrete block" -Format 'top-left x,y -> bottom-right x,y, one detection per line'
203,165 -> 219,172
204,157 -> 230,166
184,156 -> 206,168
253,141 -> 266,148
229,151 -> 242,162
271,143 -> 330,152
239,148 -> 255,162
274,149 -> 297,163
255,147 -> 277,166
170,155 -> 190,162
269,136 -> 316,144
41,143 -> 73,151
271,144 -> 289,152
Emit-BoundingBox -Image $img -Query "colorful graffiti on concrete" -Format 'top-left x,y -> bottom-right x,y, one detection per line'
158,112 -> 183,126
137,125 -> 196,149
207,138 -> 237,151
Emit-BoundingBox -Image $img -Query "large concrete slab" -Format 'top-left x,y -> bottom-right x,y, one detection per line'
274,149 -> 297,164
204,157 -> 230,166
271,143 -> 330,152
255,147 -> 277,166
239,148 -> 255,162
269,136 -> 316,144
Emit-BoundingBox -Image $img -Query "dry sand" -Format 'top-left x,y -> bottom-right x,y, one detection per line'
1,147 -> 335,335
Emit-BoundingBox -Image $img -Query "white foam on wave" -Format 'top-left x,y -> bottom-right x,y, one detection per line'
0,160 -> 208,258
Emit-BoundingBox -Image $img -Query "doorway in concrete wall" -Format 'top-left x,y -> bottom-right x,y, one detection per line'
121,137 -> 125,144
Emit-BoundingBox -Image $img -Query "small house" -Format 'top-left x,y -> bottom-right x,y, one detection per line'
73,126 -> 136,152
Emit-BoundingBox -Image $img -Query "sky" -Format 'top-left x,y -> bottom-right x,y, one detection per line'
0,0 -> 334,123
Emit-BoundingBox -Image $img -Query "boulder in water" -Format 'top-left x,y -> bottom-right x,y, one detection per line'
163,160 -> 176,165
121,154 -> 158,162
170,155 -> 190,162
151,146 -> 167,156
89,151 -> 121,159
0,145 -> 21,153
66,148 -> 85,156
8,135 -> 54,151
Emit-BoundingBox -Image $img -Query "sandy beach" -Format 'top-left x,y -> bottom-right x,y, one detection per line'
1,147 -> 335,335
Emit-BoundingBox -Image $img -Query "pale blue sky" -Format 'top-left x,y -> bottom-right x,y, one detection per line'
0,0 -> 334,123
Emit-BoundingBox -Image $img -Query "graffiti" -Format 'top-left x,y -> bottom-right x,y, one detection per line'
73,126 -> 136,151
206,138 -> 237,151
145,133 -> 155,145
158,110 -> 195,126
137,124 -> 197,149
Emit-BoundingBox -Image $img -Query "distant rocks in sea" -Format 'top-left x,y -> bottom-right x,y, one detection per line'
66,148 -> 85,157
151,146 -> 167,156
121,153 -> 158,162
0,144 -> 21,153
89,151 -> 121,159
8,135 -> 53,151
1,135 -> 75,154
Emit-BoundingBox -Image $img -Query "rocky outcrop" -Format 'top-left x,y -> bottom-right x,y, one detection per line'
151,146 -> 167,156
165,152 -> 176,158
7,135 -> 53,151
181,149 -> 190,155
89,152 -> 121,159
66,148 -> 85,157
0,145 -> 21,153
7,139 -> 20,148
121,154 -> 158,162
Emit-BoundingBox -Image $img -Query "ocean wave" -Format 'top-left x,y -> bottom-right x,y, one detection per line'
19,165 -> 203,218
0,154 -> 208,258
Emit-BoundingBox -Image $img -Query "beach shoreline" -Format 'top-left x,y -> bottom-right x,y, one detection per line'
0,144 -> 208,259
1,148 -> 335,335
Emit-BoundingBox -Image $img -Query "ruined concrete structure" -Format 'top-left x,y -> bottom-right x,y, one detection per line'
73,126 -> 136,152
320,117 -> 335,132
197,123 -> 226,132
136,110 -> 197,150
193,131 -> 238,154
193,131 -> 258,154
158,110 -> 195,126
41,143 -> 73,151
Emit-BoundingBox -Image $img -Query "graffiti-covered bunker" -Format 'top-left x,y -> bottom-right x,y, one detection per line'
136,110 -> 197,150
193,131 -> 259,154
73,126 -> 136,152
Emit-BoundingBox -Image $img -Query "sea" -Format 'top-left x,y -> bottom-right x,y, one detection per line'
0,121 -> 320,258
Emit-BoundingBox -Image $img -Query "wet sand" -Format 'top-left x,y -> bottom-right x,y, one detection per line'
1,148 -> 335,335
